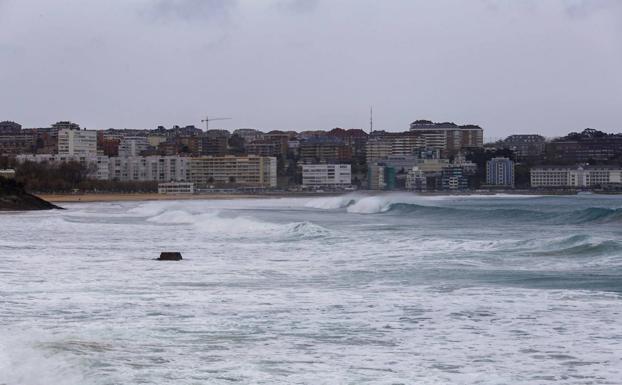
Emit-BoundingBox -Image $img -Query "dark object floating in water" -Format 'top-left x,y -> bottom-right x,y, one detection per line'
158,252 -> 183,261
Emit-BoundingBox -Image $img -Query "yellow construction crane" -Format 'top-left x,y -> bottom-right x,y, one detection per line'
201,115 -> 232,131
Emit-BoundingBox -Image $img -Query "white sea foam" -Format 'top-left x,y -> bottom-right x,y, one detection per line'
303,194 -> 358,209
2,195 -> 622,384
0,332 -> 85,385
146,208 -> 331,239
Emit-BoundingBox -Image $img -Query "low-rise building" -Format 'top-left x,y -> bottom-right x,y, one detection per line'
302,164 -> 351,188
189,155 -> 277,188
0,169 -> 16,179
531,165 -> 622,188
158,182 -> 195,194
16,154 -> 110,180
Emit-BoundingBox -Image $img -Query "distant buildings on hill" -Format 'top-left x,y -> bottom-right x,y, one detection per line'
2,119 -> 622,192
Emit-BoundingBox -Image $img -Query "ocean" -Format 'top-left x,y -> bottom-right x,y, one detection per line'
1,193 -> 621,384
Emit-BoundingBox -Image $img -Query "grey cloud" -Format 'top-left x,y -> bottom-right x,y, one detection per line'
275,0 -> 319,13
145,0 -> 237,21
563,0 -> 622,18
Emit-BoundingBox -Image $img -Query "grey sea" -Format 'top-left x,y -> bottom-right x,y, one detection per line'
1,193 -> 622,384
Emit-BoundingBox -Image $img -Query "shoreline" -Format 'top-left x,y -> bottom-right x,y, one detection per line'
35,189 -> 604,203
36,192 -> 339,203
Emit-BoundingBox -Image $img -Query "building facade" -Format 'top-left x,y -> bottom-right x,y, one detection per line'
486,157 -> 515,187
409,120 -> 483,155
530,165 -> 622,188
501,134 -> 546,160
302,164 -> 351,187
189,155 -> 277,188
368,164 -> 396,190
441,166 -> 468,191
109,156 -> 189,182
158,182 -> 195,194
58,129 -> 97,156
16,154 -> 110,180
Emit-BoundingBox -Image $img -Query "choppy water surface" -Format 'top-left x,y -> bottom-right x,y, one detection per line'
1,193 -> 622,384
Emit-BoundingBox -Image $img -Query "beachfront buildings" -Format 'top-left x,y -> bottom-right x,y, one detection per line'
158,182 -> 195,194
189,155 -> 277,188
368,164 -> 396,190
109,156 -> 189,182
441,166 -> 468,191
58,129 -> 97,156
486,157 -> 515,187
16,154 -> 111,180
302,164 -> 351,188
530,165 -> 622,188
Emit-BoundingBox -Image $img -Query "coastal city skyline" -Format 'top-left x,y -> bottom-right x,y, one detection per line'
3,116 -> 622,194
1,0 -> 621,136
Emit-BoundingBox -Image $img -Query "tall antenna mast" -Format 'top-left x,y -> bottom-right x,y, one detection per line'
369,106 -> 373,134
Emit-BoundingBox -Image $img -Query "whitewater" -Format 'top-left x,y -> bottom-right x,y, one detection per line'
1,193 -> 622,384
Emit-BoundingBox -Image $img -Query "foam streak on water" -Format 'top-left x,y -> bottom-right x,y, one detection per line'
1,193 -> 622,384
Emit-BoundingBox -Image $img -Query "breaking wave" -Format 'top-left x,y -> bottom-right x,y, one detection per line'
306,194 -> 622,224
146,209 -> 330,239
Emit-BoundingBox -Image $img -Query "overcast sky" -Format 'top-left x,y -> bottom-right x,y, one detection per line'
1,0 -> 621,138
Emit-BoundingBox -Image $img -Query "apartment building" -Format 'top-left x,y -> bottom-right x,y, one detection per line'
58,129 -> 97,156
530,165 -> 622,188
109,156 -> 189,182
118,136 -> 150,157
302,164 -> 351,187
299,137 -> 352,163
486,157 -> 515,187
501,135 -> 546,160
409,120 -> 483,155
189,155 -> 277,188
16,154 -> 110,180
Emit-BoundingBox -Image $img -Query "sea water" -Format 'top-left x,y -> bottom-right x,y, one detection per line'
1,193 -> 621,384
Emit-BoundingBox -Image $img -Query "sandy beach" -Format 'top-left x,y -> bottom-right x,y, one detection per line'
36,192 -> 343,203
37,193 -> 278,203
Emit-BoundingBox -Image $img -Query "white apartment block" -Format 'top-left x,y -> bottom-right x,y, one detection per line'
189,155 -> 277,188
109,156 -> 189,182
302,164 -> 351,187
118,136 -> 150,157
58,129 -> 97,156
16,154 -> 110,180
531,166 -> 622,188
